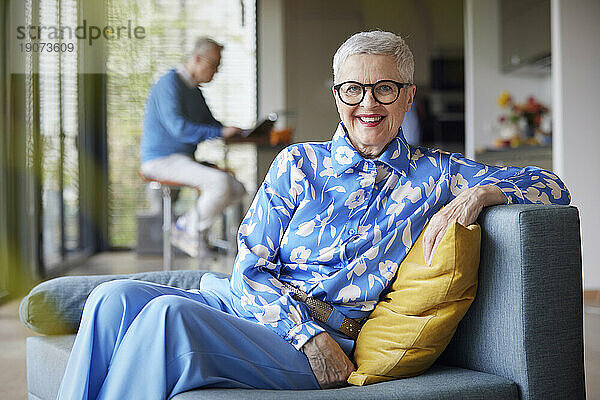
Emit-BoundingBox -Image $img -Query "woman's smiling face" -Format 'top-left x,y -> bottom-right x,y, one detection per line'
333,54 -> 415,159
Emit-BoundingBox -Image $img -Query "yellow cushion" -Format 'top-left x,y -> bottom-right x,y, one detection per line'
347,221 -> 481,385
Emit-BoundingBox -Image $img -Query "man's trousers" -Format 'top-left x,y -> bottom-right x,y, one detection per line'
141,153 -> 246,233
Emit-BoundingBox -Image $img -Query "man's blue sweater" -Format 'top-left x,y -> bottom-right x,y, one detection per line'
141,69 -> 223,163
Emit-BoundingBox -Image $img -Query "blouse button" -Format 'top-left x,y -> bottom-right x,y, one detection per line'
348,228 -> 356,235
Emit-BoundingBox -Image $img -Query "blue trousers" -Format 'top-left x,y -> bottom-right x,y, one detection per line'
57,279 -> 320,400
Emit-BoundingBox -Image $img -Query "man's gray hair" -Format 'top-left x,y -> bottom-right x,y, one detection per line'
332,31 -> 414,83
192,37 -> 224,56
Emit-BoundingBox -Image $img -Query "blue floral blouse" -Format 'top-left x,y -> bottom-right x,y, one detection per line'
223,123 -> 570,350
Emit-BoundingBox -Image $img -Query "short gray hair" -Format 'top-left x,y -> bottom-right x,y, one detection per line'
332,31 -> 414,83
192,37 -> 224,56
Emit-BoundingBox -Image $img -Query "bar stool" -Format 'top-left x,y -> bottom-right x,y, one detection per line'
138,173 -> 192,271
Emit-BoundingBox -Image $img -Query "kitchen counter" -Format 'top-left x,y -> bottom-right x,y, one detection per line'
475,145 -> 552,170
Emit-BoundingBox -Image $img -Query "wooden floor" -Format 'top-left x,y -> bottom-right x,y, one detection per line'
0,252 -> 598,399
585,292 -> 600,399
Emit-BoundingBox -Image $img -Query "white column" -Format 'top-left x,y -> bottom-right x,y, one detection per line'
463,0 -> 476,159
257,0 -> 286,125
552,0 -> 600,289
256,0 -> 286,183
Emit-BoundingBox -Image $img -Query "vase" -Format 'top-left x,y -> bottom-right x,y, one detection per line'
500,123 -> 518,139
524,125 -> 535,138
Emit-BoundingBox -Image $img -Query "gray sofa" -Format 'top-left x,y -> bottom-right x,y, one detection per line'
20,204 -> 586,400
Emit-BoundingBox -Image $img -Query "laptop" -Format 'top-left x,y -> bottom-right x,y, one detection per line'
241,113 -> 278,138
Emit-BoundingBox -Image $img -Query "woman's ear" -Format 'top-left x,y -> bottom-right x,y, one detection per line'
405,85 -> 417,112
332,86 -> 342,107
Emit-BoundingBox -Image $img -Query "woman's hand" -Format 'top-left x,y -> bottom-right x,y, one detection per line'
302,332 -> 356,389
423,185 -> 507,265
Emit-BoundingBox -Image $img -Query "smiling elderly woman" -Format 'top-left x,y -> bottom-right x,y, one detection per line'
57,31 -> 570,399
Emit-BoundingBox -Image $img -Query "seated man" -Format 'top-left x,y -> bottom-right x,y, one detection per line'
140,36 -> 246,256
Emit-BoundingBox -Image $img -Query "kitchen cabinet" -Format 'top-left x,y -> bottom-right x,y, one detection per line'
501,0 -> 551,74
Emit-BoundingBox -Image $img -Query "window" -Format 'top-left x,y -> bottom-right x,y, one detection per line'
0,0 -> 9,300
106,0 -> 257,247
37,0 -> 81,270
12,0 -> 88,276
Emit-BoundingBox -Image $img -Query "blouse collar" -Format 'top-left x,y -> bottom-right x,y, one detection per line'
330,122 -> 411,177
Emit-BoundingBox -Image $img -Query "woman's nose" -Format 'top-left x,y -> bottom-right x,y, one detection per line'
360,87 -> 378,107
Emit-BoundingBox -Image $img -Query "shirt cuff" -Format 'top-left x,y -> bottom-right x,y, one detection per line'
490,180 -> 525,204
210,125 -> 223,139
285,320 -> 326,350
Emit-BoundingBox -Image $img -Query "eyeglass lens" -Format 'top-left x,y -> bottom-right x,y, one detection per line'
338,81 -> 400,105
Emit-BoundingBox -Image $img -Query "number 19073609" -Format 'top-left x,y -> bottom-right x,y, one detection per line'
20,42 -> 75,53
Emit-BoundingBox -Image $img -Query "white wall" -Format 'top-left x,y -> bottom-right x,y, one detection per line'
464,0 -> 551,159
552,0 -> 600,289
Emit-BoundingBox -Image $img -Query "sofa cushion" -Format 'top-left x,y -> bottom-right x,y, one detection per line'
26,335 -> 517,400
175,364 -> 516,400
26,335 -> 76,400
348,221 -> 481,385
19,270 -> 223,335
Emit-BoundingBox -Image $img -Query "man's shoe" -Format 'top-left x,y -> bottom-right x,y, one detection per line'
171,223 -> 199,258
171,225 -> 220,260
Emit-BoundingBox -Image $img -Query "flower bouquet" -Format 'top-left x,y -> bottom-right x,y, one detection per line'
495,91 -> 550,148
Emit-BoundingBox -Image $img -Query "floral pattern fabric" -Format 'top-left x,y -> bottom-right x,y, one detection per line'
225,123 -> 570,350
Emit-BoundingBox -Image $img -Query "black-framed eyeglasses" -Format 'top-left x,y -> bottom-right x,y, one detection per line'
333,80 -> 412,106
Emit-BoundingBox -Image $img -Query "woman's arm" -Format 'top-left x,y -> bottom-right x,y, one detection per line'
229,147 -> 326,350
446,153 -> 570,206
422,184 -> 505,264
423,153 -> 570,264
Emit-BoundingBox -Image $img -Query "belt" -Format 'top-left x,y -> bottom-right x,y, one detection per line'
282,281 -> 363,340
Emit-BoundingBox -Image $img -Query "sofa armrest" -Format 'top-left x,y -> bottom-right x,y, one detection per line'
19,270 -> 225,335
440,204 -> 585,400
